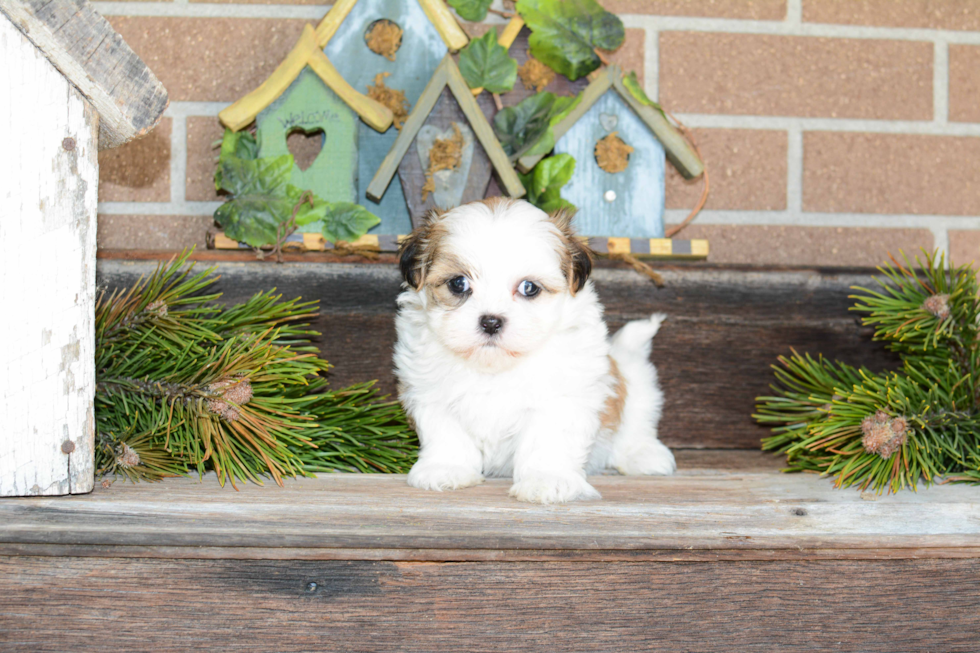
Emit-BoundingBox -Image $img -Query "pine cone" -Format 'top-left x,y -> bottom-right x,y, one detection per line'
922,293 -> 951,320
861,410 -> 908,459
206,376 -> 254,421
116,443 -> 141,468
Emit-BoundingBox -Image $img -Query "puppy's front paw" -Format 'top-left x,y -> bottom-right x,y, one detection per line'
407,462 -> 484,492
613,439 -> 676,476
509,473 -> 601,504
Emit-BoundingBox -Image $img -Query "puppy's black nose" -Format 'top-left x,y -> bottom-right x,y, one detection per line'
480,314 -> 504,335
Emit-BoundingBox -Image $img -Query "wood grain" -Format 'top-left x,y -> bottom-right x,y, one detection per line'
1,556 -> 978,651
0,0 -> 168,149
2,18 -> 97,496
96,260 -> 897,449
4,469 -> 979,553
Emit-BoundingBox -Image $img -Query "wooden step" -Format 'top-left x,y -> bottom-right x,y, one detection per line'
2,451 -> 977,561
2,450 -> 978,651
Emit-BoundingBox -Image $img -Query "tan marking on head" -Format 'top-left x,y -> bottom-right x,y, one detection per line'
600,357 -> 627,432
548,208 -> 593,295
476,196 -> 518,214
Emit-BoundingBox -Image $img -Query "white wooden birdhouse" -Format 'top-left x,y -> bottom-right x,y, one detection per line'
0,0 -> 167,496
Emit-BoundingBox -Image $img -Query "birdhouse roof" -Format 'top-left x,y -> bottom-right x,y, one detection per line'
518,65 -> 704,180
0,0 -> 168,149
315,0 -> 468,53
366,54 -> 526,204
218,24 -> 394,133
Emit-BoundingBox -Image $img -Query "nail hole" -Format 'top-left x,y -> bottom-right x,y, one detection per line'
792,508 -> 807,517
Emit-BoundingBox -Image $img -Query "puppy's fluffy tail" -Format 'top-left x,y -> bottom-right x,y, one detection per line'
610,312 -> 666,362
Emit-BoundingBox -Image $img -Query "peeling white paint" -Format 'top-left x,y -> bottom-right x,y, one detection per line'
0,16 -> 97,496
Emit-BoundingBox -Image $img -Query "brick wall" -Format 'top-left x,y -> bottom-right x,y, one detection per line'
95,0 -> 980,268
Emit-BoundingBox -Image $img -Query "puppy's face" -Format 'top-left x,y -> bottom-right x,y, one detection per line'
400,199 -> 592,371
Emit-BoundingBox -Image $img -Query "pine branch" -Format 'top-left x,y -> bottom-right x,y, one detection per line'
756,249 -> 980,493
95,251 -> 418,486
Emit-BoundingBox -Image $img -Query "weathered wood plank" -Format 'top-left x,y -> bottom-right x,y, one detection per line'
3,470 -> 978,552
95,261 -> 897,449
1,17 -> 97,496
0,0 -> 168,149
1,556 -> 978,651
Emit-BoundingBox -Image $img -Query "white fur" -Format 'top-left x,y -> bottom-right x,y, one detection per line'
394,200 -> 674,504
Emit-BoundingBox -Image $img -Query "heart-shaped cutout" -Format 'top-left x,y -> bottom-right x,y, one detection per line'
286,127 -> 325,171
599,112 -> 618,132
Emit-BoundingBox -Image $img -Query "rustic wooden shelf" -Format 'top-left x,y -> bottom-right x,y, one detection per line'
2,451 -> 978,562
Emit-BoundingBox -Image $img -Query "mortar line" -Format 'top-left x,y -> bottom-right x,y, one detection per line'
99,201 -> 223,215
785,0 -> 802,25
672,114 -> 980,135
931,225 -> 950,257
644,29 -> 659,101
169,114 -> 187,204
161,101 -> 980,134
663,210 -> 980,230
934,40 -> 950,124
88,3 -> 980,45
786,124 -> 803,214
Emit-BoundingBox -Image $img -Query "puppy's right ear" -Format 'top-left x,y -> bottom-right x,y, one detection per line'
399,230 -> 425,290
399,210 -> 444,289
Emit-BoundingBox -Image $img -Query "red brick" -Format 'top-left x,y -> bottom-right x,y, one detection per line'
659,33 -> 933,120
108,17 -> 308,102
98,118 -> 171,202
803,0 -> 980,31
666,129 -> 787,211
604,0 -> 785,19
186,117 -> 225,202
97,215 -> 214,251
949,45 -> 980,124
804,132 -> 980,216
677,224 -> 933,267
949,231 -> 980,269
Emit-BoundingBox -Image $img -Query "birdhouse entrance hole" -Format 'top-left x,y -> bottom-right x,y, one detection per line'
594,132 -> 633,174
286,126 -> 325,172
365,19 -> 403,61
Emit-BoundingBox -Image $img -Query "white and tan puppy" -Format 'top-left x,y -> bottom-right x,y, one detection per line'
394,198 -> 675,504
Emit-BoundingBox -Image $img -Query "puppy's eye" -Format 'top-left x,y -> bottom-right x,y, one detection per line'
517,280 -> 541,298
448,276 -> 471,295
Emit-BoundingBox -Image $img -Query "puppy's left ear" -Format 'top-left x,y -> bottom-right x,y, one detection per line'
549,207 -> 593,295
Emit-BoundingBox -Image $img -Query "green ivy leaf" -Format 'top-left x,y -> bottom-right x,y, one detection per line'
519,153 -> 576,214
214,155 -> 297,247
622,70 -> 667,119
287,186 -> 329,228
517,0 -> 624,80
494,92 -> 581,161
322,202 -> 381,243
494,92 -> 561,160
458,28 -> 518,93
447,0 -> 494,22
531,153 -> 575,198
215,129 -> 259,190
